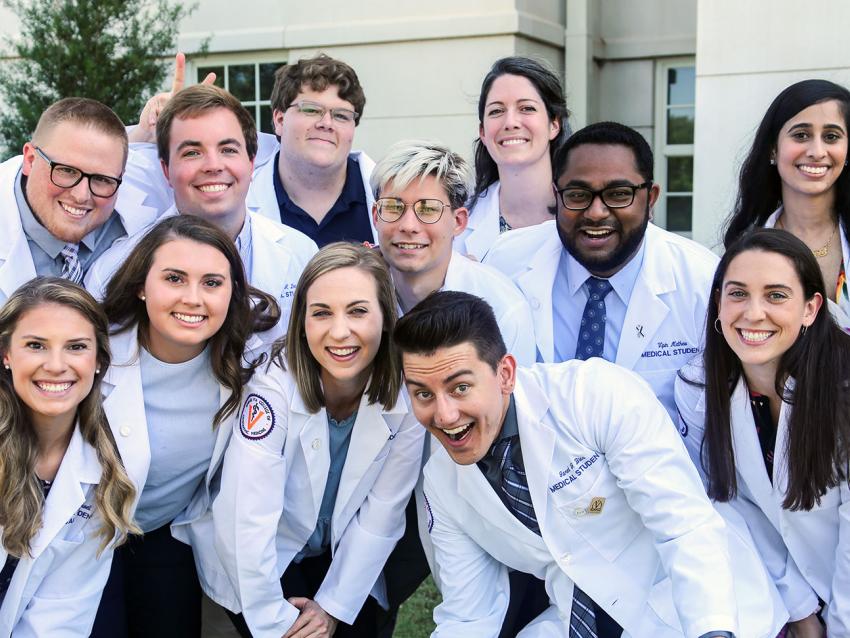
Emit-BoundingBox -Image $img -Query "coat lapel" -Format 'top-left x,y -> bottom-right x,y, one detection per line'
294,396 -> 329,522
30,428 -> 100,557
515,231 -> 561,363
465,184 -> 501,261
616,227 -> 672,369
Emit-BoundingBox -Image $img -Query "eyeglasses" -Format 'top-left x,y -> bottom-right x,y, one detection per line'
288,100 -> 359,125
375,198 -> 450,224
555,181 -> 652,211
34,147 -> 122,198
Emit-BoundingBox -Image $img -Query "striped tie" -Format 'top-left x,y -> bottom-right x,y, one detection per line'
493,438 -> 599,637
60,243 -> 83,284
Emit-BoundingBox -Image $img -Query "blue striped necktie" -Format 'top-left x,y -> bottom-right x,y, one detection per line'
60,243 -> 83,284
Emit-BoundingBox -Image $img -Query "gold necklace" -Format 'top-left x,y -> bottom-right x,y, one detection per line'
776,216 -> 837,258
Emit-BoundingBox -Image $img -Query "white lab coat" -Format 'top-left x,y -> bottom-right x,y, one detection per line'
84,205 -> 317,348
484,221 -> 718,421
0,155 -> 161,304
675,363 -> 850,634
101,326 -> 235,601
0,427 -> 118,637
250,137 -> 379,244
438,251 -> 536,366
764,207 -> 850,331
423,360 -> 787,638
453,182 -> 501,260
212,364 -> 424,637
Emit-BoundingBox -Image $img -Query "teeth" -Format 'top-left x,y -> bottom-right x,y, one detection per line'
60,202 -> 88,217
36,382 -> 72,393
329,347 -> 357,356
198,184 -> 228,192
584,228 -> 613,236
443,423 -> 473,440
740,329 -> 773,342
799,165 -> 828,175
173,312 -> 205,323
396,243 -> 426,249
500,139 -> 527,146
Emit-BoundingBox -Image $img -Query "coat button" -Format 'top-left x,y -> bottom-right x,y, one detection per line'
312,439 -> 321,450
119,426 -> 131,437
531,298 -> 541,310
560,552 -> 572,563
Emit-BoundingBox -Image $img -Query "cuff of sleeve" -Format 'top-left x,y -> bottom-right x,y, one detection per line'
313,594 -> 358,626
787,592 -> 820,622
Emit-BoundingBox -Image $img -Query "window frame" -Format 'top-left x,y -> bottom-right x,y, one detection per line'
653,57 -> 696,237
190,53 -> 287,134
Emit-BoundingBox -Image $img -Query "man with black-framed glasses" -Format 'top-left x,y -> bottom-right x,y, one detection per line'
485,121 -> 721,636
0,97 -> 160,304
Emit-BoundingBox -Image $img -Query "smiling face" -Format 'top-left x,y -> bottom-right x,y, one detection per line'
3,303 -> 98,431
275,84 -> 356,173
718,249 -> 822,383
403,343 -> 515,465
21,121 -> 125,243
140,238 -> 233,363
304,266 -> 385,394
775,99 -> 848,202
161,108 -> 253,233
373,175 -> 467,278
556,143 -> 659,277
479,73 -> 559,172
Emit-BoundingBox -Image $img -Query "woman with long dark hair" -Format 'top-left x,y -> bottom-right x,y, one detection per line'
0,278 -> 138,635
676,228 -> 850,636
724,79 -> 850,330
456,56 -> 570,260
214,242 -> 424,638
90,214 -> 279,637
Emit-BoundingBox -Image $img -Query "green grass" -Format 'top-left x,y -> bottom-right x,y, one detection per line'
393,577 -> 440,637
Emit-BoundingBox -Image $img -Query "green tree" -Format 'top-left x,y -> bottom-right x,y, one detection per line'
0,0 -> 194,158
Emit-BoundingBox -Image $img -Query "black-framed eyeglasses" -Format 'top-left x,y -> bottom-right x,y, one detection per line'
288,100 -> 359,125
555,181 -> 652,211
375,198 -> 450,224
34,147 -> 123,198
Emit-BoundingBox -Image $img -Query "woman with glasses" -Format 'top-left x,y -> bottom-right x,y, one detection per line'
676,228 -> 850,636
455,56 -> 570,260
89,215 -> 279,637
724,79 -> 850,331
0,278 -> 138,636
214,242 -> 424,638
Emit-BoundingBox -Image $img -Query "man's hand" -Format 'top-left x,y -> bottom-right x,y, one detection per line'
281,597 -> 338,638
128,52 -> 217,143
786,614 -> 825,638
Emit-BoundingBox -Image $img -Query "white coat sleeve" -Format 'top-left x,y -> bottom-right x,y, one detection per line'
577,361 -> 737,637
14,532 -> 116,637
674,366 -> 819,622
313,412 -> 425,624
423,464 -> 510,637
213,377 -> 299,638
828,480 -> 850,634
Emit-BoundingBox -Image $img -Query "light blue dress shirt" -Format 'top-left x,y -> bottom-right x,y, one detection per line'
552,239 -> 647,363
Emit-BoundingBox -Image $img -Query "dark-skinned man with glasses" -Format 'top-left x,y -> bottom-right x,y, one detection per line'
485,122 -> 720,636
0,97 -> 159,303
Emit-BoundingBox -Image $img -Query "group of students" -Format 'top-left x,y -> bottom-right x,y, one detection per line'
0,47 -> 847,638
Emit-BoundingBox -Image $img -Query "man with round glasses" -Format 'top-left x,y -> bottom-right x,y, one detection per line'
0,97 -> 159,303
485,121 -> 718,423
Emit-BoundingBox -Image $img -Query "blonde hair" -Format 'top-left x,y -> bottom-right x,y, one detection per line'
280,243 -> 401,413
0,278 -> 139,557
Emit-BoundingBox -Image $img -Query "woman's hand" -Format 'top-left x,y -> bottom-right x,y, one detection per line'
281,597 -> 338,638
786,613 -> 825,638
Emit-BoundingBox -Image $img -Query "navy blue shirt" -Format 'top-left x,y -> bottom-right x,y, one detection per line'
272,152 -> 371,247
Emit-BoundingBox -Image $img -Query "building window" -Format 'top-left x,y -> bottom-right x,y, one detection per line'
654,61 -> 695,234
197,62 -> 285,134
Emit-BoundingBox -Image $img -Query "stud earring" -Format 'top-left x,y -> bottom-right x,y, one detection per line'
769,157 -> 776,165
3,364 -> 9,370
95,368 -> 101,375
140,295 -> 146,301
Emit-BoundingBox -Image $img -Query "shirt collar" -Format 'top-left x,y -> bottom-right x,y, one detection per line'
234,212 -> 252,256
495,394 -> 519,443
562,236 -> 647,306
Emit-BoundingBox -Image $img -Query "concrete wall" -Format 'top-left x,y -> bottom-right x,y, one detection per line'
692,0 -> 850,248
